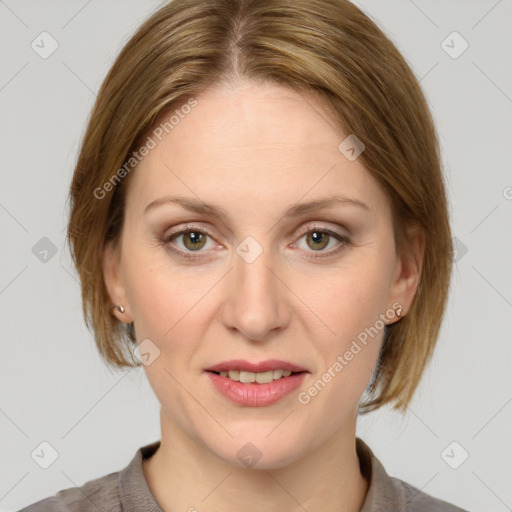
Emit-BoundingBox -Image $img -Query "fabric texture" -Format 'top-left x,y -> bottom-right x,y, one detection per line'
18,437 -> 469,511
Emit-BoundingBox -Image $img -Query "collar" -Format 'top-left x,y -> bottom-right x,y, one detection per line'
118,440 -> 163,512
356,437 -> 404,510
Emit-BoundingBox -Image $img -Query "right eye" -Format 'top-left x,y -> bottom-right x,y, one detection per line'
162,227 -> 218,260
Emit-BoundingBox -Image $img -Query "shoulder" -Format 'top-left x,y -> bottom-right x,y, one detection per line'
356,437 -> 470,512
391,476 -> 469,511
16,441 -> 161,512
17,471 -> 120,512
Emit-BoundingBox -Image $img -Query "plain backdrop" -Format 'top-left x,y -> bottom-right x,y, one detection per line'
1,1 -> 511,511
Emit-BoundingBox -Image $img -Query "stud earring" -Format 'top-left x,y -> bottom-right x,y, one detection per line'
113,304 -> 125,314
395,306 -> 402,317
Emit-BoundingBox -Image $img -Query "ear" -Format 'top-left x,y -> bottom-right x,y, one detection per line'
103,240 -> 133,323
387,225 -> 425,324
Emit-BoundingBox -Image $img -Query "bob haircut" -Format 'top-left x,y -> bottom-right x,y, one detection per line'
66,0 -> 453,414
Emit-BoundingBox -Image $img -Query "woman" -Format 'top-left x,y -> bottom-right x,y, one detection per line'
19,0 -> 468,510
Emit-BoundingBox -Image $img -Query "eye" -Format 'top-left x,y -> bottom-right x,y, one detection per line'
293,224 -> 351,258
173,231 -> 209,251
159,223 -> 351,262
161,225 -> 218,260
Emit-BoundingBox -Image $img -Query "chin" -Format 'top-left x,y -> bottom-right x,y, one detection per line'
203,428 -> 310,471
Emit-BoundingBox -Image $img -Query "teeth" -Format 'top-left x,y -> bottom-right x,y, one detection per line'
239,371 -> 256,383
228,369 -> 239,381
273,369 -> 283,379
217,369 -> 296,383
256,371 -> 274,384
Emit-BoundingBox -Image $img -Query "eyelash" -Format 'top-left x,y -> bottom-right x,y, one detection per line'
160,223 -> 352,261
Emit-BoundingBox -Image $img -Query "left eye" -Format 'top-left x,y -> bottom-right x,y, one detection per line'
302,230 -> 331,251
295,228 -> 345,252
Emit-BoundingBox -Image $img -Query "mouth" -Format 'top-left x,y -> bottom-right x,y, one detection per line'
204,359 -> 308,379
208,368 -> 304,384
204,359 -> 309,406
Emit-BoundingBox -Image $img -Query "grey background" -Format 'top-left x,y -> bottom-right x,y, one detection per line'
1,1 -> 511,511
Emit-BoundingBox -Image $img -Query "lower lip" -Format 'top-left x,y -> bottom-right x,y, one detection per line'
206,371 -> 307,407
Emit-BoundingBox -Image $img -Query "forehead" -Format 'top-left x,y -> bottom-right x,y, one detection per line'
166,81 -> 343,159
125,81 -> 387,217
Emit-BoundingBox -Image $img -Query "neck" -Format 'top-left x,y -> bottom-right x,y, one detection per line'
143,409 -> 369,512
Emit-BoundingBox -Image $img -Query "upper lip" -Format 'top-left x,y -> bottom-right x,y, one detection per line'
205,359 -> 308,373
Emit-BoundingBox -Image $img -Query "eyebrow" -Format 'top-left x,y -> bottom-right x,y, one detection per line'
144,194 -> 370,218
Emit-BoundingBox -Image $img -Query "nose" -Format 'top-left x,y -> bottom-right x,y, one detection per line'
220,247 -> 291,341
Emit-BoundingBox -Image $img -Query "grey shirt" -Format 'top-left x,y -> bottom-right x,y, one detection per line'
18,437 -> 468,511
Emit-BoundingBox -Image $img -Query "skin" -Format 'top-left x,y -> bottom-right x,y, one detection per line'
103,79 -> 423,512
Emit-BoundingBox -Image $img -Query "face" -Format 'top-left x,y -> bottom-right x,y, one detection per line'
104,80 -> 420,469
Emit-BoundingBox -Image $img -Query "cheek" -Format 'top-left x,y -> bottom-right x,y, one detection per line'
123,254 -> 213,421
313,282 -> 386,381
306,253 -> 393,348
122,241 -> 212,339
297,274 -> 387,425
296,249 -> 394,403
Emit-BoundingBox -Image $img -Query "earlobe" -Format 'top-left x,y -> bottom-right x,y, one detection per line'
103,241 -> 133,322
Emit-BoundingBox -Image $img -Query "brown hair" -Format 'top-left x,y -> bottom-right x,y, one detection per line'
66,0 -> 453,413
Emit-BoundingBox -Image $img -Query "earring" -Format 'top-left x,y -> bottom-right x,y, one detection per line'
113,304 -> 125,314
395,306 -> 402,317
